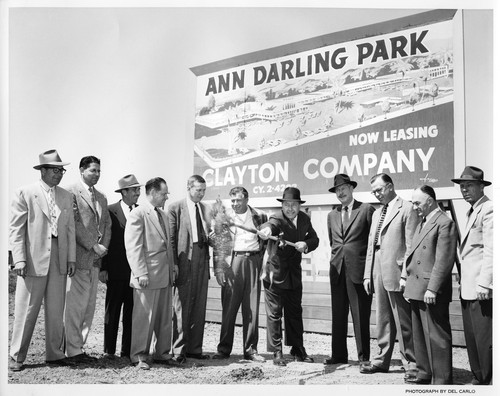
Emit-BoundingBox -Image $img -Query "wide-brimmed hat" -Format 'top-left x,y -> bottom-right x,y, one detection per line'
277,187 -> 305,204
451,166 -> 491,186
328,174 -> 358,193
115,174 -> 143,192
33,149 -> 69,170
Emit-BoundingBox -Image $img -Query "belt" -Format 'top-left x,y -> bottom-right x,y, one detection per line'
233,251 -> 259,257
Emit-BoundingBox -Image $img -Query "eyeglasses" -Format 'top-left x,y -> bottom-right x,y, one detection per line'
371,184 -> 389,195
45,167 -> 67,174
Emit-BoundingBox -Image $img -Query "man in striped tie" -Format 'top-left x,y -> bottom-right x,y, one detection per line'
362,173 -> 419,382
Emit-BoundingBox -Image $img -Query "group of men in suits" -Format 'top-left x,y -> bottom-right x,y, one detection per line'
324,168 -> 492,386
9,148 -> 492,385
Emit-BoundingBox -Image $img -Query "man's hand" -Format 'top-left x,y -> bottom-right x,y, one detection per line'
294,241 -> 308,253
67,262 -> 76,277
99,270 -> 108,283
476,285 -> 492,300
363,279 -> 372,295
14,261 -> 27,278
215,272 -> 226,287
424,290 -> 437,305
93,243 -> 108,258
138,275 -> 149,288
257,227 -> 272,240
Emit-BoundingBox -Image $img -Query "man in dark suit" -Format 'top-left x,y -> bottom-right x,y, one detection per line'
362,173 -> 418,381
452,166 -> 492,385
9,149 -> 76,372
258,187 -> 319,366
125,177 -> 177,370
324,174 -> 374,369
65,155 -> 112,362
99,174 -> 143,359
402,185 -> 457,384
167,175 -> 212,362
211,186 -> 268,362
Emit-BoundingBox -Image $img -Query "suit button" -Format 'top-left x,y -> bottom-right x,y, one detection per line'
416,275 -> 419,279
417,261 -> 420,265
423,246 -> 426,249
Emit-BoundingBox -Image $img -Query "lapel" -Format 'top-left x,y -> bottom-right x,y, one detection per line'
408,211 -> 440,256
382,196 -> 402,233
78,184 -> 98,217
343,200 -> 361,235
148,205 -> 167,240
462,195 -> 488,245
182,199 -> 193,237
35,184 -> 50,220
112,201 -> 127,228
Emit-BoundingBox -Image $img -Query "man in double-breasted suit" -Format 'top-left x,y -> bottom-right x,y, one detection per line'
402,185 -> 457,384
99,174 -> 142,359
325,174 -> 374,368
65,155 -> 112,362
125,177 -> 177,370
9,149 -> 76,372
258,187 -> 319,366
168,175 -> 212,362
452,166 -> 492,385
362,173 -> 418,381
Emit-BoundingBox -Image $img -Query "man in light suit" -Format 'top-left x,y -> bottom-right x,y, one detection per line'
362,173 -> 418,381
258,187 -> 319,366
9,149 -> 76,372
168,175 -> 212,362
402,185 -> 457,384
125,177 -> 178,370
325,174 -> 374,369
99,174 -> 142,360
452,166 -> 492,385
65,155 -> 112,362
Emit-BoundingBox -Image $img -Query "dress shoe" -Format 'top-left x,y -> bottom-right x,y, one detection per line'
324,356 -> 348,365
360,364 -> 389,374
133,361 -> 150,370
9,358 -> 23,372
293,346 -> 314,363
103,353 -> 116,360
186,353 -> 211,360
273,351 -> 287,366
46,358 -> 75,367
244,353 -> 265,362
212,352 -> 230,360
172,355 -> 187,364
405,377 -> 432,385
70,353 -> 97,363
153,358 -> 172,365
404,369 -> 418,381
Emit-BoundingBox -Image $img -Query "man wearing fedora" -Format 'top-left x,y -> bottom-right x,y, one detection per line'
258,187 -> 319,366
65,155 -> 112,362
99,174 -> 143,360
9,149 -> 76,371
325,174 -> 375,369
452,166 -> 492,385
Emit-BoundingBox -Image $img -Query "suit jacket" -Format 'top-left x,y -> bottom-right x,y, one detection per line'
364,196 -> 419,292
101,201 -> 132,281
403,211 -> 457,302
124,202 -> 174,289
328,200 -> 375,284
167,198 -> 212,286
261,210 -> 319,290
9,182 -> 76,276
458,195 -> 493,300
67,182 -> 112,270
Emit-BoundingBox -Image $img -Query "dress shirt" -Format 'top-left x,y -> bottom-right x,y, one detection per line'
342,199 -> 355,221
186,199 -> 207,244
380,195 -> 399,231
39,179 -> 61,220
120,200 -> 136,222
231,208 -> 259,252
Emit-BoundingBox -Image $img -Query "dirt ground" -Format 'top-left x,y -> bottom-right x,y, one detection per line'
6,272 -> 477,388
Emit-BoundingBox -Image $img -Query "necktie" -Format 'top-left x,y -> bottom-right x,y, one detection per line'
342,206 -> 349,234
89,187 -> 100,225
419,216 -> 426,233
48,188 -> 58,237
155,207 -> 167,237
195,203 -> 206,247
374,204 -> 388,246
467,207 -> 474,217
129,205 -> 133,212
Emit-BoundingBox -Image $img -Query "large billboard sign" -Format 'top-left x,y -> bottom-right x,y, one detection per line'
191,10 -> 460,203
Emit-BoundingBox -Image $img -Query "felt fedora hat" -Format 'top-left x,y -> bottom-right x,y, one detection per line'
328,174 -> 358,193
277,187 -> 305,204
115,174 -> 143,192
33,149 -> 69,170
451,166 -> 491,186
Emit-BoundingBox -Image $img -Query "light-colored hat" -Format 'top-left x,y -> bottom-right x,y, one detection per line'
115,174 -> 143,192
277,187 -> 305,204
33,149 -> 69,170
451,166 -> 491,186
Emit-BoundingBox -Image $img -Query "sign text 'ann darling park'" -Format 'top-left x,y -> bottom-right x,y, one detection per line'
203,147 -> 435,189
